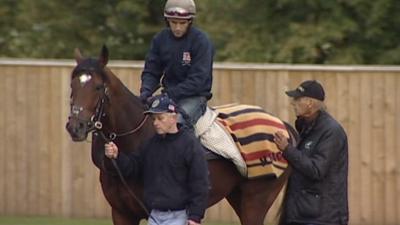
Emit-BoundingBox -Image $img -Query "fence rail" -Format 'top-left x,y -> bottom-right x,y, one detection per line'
0,59 -> 399,225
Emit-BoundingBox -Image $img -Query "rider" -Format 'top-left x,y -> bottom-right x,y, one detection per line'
139,0 -> 214,127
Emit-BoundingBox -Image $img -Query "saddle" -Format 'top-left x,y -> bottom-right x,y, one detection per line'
195,104 -> 289,179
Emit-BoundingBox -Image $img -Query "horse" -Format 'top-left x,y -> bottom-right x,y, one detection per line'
66,46 -> 297,225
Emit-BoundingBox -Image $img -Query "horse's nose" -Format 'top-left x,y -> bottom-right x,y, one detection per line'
65,121 -> 70,131
66,118 -> 88,141
66,120 -> 77,136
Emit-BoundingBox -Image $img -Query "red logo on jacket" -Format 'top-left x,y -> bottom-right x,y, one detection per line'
182,52 -> 191,65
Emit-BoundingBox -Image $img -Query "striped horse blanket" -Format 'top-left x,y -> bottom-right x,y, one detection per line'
216,104 -> 289,178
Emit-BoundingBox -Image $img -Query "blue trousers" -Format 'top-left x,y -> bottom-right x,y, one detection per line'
148,209 -> 188,225
177,96 -> 207,127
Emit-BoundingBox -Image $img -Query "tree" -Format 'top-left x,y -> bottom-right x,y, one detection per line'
196,0 -> 400,64
1,0 -> 164,59
1,0 -> 399,64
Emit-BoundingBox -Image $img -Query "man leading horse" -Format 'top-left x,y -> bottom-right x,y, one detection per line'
104,94 -> 209,225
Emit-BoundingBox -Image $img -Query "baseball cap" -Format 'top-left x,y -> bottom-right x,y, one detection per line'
144,94 -> 178,114
285,80 -> 325,101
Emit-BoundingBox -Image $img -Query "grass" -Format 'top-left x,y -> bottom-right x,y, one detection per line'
0,216 -> 240,225
0,216 -> 112,225
0,216 -> 108,225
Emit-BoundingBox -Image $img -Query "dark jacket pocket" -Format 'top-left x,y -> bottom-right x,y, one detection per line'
296,189 -> 322,218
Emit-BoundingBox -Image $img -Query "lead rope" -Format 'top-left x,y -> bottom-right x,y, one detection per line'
97,132 -> 161,225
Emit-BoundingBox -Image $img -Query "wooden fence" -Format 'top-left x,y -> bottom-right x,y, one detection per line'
0,59 -> 399,225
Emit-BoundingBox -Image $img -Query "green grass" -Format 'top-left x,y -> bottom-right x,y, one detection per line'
0,216 -> 111,225
0,216 -> 239,225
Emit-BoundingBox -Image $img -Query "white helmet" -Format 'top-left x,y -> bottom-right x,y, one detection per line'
164,0 -> 196,20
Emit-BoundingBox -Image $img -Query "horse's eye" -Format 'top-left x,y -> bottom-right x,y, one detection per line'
95,85 -> 104,91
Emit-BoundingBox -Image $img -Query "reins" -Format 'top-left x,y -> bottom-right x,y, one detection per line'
95,118 -> 162,225
96,132 -> 159,225
90,94 -> 161,225
70,67 -> 160,224
88,84 -> 149,141
95,114 -> 149,141
89,94 -> 149,212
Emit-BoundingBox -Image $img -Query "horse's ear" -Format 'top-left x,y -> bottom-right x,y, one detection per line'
99,45 -> 109,67
74,48 -> 84,64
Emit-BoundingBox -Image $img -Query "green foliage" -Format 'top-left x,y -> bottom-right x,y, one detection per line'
0,0 -> 164,59
196,0 -> 400,64
0,0 -> 399,64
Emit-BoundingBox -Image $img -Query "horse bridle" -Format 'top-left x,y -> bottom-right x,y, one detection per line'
69,67 -> 159,224
69,82 -> 148,141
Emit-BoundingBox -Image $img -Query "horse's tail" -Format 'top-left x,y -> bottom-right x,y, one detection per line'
276,122 -> 298,225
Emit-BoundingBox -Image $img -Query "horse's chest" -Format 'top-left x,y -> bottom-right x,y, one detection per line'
99,172 -> 144,212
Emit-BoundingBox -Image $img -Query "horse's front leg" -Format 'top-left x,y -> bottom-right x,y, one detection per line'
111,207 -> 142,225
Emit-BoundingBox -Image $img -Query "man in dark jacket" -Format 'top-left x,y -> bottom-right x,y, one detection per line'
105,94 -> 209,225
139,0 -> 214,127
274,80 -> 349,225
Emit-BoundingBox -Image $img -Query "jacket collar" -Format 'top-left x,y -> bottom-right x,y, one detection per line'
295,110 -> 327,137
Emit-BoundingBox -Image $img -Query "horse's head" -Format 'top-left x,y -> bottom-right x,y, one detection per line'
66,46 -> 110,141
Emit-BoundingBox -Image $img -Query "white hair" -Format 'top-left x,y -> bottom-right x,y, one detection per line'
309,98 -> 327,111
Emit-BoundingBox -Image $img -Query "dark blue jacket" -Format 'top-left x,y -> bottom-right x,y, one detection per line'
115,128 -> 209,223
140,26 -> 214,102
282,110 -> 349,225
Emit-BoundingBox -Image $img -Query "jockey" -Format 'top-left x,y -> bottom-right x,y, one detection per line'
139,0 -> 215,128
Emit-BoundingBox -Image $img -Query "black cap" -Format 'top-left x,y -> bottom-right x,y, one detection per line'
285,80 -> 325,101
144,94 -> 178,114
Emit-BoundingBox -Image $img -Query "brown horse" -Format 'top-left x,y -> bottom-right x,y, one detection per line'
66,46 -> 297,225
